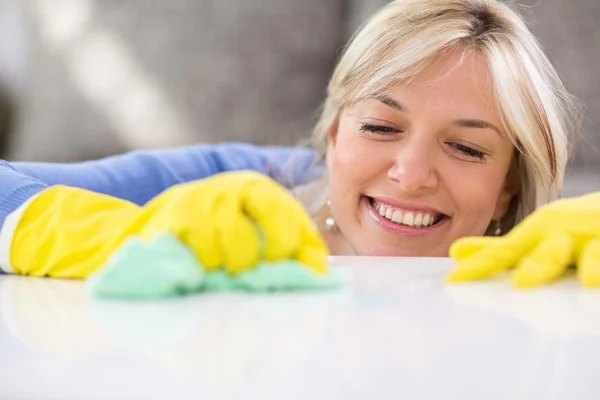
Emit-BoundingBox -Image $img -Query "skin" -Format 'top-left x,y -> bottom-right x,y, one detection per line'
323,49 -> 516,257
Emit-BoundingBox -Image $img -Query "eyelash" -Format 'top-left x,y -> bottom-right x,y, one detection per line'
359,123 -> 399,134
449,143 -> 486,161
359,123 -> 487,161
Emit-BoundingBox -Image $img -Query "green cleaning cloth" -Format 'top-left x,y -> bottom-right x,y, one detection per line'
88,233 -> 348,299
87,233 -> 205,298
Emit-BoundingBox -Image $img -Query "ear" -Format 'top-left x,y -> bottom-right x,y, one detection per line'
325,120 -> 339,169
492,160 -> 520,220
492,185 -> 514,220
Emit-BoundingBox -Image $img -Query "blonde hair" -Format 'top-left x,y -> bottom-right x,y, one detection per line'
310,0 -> 581,233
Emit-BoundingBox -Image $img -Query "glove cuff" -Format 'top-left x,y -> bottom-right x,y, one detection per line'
0,191 -> 44,274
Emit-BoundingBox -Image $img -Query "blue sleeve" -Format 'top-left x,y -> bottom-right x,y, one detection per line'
0,161 -> 48,227
5,142 -> 322,207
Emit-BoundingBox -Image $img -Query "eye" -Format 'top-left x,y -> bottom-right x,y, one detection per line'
359,123 -> 400,135
448,143 -> 487,161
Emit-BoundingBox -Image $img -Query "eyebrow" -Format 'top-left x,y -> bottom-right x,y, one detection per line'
376,95 -> 502,137
453,119 -> 502,137
377,95 -> 403,111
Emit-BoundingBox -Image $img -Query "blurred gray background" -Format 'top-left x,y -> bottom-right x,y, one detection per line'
0,0 -> 598,196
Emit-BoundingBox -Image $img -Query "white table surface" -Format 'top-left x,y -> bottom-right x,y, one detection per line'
1,256 -> 600,400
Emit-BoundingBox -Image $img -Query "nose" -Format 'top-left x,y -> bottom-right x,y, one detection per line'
387,137 -> 439,195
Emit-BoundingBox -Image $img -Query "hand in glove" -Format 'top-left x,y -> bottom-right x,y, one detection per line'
447,192 -> 600,288
7,171 -> 328,278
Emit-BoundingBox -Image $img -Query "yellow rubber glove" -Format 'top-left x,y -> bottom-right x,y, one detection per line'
447,192 -> 600,288
9,171 -> 328,279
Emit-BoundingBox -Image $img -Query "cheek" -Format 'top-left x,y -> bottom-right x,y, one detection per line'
327,130 -> 388,227
331,132 -> 367,167
329,130 -> 385,188
445,165 -> 506,228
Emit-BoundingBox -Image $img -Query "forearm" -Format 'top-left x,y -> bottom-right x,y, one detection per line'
9,142 -> 322,205
0,142 -> 322,275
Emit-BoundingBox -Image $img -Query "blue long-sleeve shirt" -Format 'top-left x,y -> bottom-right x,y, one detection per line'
0,142 -> 322,233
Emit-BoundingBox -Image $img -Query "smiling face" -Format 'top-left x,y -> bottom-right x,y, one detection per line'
326,49 -> 516,257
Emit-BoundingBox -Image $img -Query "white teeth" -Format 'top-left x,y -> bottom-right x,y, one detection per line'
414,213 -> 423,228
385,208 -> 394,219
372,200 -> 440,228
402,212 -> 414,226
422,214 -> 431,227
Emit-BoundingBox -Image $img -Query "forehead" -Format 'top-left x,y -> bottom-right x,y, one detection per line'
378,49 -> 498,117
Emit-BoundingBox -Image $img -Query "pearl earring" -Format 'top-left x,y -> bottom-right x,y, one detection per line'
324,200 -> 337,231
494,219 -> 502,236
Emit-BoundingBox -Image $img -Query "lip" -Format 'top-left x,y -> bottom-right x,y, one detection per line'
363,196 -> 449,236
369,196 -> 446,215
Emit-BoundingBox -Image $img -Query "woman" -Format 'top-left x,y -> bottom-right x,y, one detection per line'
299,0 -> 577,257
0,0 -> 585,285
